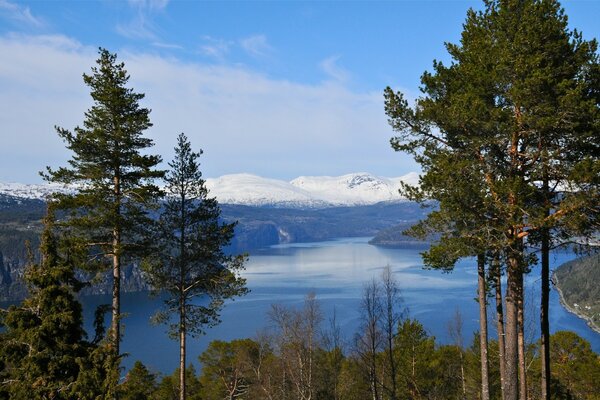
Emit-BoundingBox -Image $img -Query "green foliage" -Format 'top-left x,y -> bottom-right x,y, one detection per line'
43,47 -> 164,263
153,365 -> 202,400
198,339 -> 257,399
526,331 -> 600,400
120,361 -> 159,400
0,208 -> 108,399
42,47 -> 165,384
549,331 -> 600,399
144,133 -> 248,339
337,357 -> 371,400
394,319 -> 437,399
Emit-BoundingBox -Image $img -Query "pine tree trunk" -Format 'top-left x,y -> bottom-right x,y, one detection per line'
111,174 -> 121,400
517,270 -> 527,400
112,174 -> 121,357
112,233 -> 120,355
504,253 -> 520,400
494,257 -> 507,400
478,254 -> 490,400
180,301 -> 186,400
540,175 -> 551,400
179,188 -> 187,400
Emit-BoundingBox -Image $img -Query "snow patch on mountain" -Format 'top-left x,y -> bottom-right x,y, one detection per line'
204,174 -> 328,207
1,172 -> 419,207
0,182 -> 71,200
290,172 -> 419,205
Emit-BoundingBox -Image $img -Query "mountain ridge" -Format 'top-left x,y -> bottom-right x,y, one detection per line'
0,172 -> 419,207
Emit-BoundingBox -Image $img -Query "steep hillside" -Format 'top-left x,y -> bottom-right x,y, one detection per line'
554,253 -> 600,333
368,222 -> 430,249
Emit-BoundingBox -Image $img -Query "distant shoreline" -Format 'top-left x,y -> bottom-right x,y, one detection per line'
553,272 -> 600,335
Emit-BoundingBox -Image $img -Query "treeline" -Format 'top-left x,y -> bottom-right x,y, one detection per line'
118,292 -> 600,400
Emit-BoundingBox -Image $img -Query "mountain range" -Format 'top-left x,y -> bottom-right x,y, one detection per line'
0,172 -> 426,301
0,172 -> 419,207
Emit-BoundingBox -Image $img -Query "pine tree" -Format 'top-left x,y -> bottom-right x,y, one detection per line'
143,133 -> 247,400
120,361 -> 158,400
384,1 -> 599,399
0,207 -> 107,399
43,48 -> 164,370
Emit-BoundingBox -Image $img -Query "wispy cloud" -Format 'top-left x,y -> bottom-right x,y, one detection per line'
199,35 -> 232,60
116,0 -> 169,40
151,41 -> 182,50
0,0 -> 44,28
240,34 -> 272,58
116,17 -> 156,40
320,55 -> 349,82
127,0 -> 169,12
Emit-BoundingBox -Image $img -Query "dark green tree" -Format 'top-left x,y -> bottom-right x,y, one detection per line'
144,133 -> 247,400
394,319 -> 436,399
0,207 -> 107,399
120,361 -> 159,400
153,365 -> 202,400
43,48 -> 164,369
384,1 -> 600,398
198,339 -> 258,399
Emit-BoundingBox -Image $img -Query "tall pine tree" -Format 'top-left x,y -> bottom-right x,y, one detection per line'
43,48 -> 164,369
143,133 -> 247,400
384,1 -> 599,398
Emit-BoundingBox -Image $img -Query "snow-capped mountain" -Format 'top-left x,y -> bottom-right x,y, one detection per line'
203,172 -> 418,207
290,172 -> 419,206
0,172 -> 419,207
0,182 -> 71,200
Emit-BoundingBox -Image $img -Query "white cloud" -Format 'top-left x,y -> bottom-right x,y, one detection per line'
0,0 -> 44,28
0,33 -> 417,183
320,55 -> 349,82
240,34 -> 272,58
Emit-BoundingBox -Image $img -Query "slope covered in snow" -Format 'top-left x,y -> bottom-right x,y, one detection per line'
0,182 -> 71,200
290,172 -> 418,206
1,172 -> 419,207
205,172 -> 417,207
204,174 -> 328,207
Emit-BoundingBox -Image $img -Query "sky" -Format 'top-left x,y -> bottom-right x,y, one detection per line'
1,0 -> 599,183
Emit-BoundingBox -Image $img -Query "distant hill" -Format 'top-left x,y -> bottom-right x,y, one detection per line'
0,192 -> 426,301
367,222 -> 430,249
554,253 -> 600,333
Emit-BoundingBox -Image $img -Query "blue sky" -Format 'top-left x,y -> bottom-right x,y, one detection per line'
1,0 -> 599,183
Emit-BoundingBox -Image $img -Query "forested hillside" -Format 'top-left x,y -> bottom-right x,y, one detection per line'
554,253 -> 600,332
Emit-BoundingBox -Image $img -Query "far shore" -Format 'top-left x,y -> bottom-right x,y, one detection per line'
553,272 -> 600,335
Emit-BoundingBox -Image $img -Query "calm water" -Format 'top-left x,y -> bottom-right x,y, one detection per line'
77,237 -> 598,376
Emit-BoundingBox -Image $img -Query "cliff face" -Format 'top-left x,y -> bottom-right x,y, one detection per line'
0,252 -> 10,285
0,246 -> 151,302
0,250 -> 26,301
